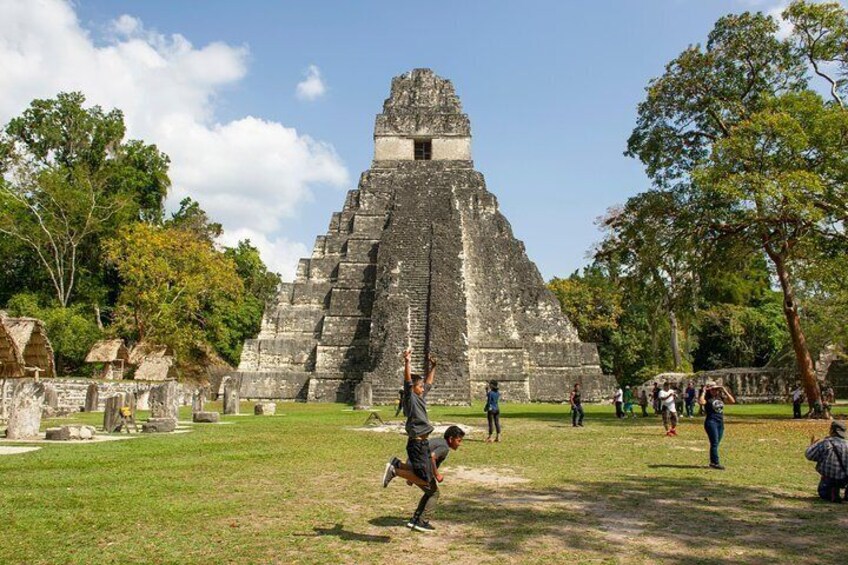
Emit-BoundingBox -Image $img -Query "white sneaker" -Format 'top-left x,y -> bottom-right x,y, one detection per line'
382,462 -> 396,488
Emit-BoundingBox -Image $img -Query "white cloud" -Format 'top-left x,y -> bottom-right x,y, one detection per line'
295,65 -> 326,101
0,0 -> 348,279
218,228 -> 309,280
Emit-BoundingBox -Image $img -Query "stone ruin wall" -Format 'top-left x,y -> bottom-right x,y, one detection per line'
642,368 -> 799,403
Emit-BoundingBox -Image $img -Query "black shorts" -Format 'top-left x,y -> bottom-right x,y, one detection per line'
406,437 -> 432,483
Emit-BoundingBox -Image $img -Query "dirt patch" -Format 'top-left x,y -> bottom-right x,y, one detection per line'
351,422 -> 477,435
0,446 -> 41,455
448,465 -> 529,486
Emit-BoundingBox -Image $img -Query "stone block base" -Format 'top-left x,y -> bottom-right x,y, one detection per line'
254,403 -> 276,415
45,425 -> 96,441
142,418 -> 177,433
192,411 -> 220,423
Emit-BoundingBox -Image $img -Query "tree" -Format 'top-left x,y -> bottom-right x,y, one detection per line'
104,223 -> 243,362
0,92 -> 170,307
626,3 -> 848,414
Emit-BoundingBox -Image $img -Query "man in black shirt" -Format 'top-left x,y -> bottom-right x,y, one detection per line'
386,425 -> 465,532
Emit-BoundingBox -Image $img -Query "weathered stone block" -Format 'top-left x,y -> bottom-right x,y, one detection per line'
149,381 -> 179,420
6,379 -> 44,439
254,402 -> 276,415
45,426 -> 70,440
192,411 -> 220,423
84,382 -> 99,412
142,418 -> 177,433
46,425 -> 96,441
354,382 -> 372,410
103,394 -> 124,433
223,377 -> 240,415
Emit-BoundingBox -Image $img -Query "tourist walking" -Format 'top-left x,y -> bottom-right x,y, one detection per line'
791,385 -> 804,419
623,385 -> 635,418
805,421 -> 848,503
484,380 -> 501,443
699,381 -> 736,470
613,385 -> 624,419
658,382 -> 678,436
651,382 -> 661,414
638,388 -> 649,417
570,383 -> 584,427
684,381 -> 696,418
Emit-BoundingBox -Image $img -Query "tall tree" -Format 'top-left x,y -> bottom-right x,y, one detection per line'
626,3 -> 848,413
0,92 -> 170,307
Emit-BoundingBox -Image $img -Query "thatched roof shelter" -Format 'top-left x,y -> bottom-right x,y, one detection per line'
128,341 -> 172,365
85,339 -> 130,364
0,319 -> 24,378
1,316 -> 55,378
134,356 -> 177,381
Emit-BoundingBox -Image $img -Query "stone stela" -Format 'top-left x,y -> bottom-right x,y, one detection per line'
236,68 -> 615,405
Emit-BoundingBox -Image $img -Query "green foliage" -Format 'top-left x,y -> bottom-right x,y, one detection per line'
5,292 -> 101,374
104,223 -> 243,365
692,299 -> 789,370
0,91 -> 170,307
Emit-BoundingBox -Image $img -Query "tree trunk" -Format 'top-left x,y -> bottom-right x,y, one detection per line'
768,251 -> 822,415
669,310 -> 682,371
94,304 -> 103,331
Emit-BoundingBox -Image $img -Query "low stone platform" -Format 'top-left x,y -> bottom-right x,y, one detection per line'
45,425 -> 96,441
192,411 -> 220,423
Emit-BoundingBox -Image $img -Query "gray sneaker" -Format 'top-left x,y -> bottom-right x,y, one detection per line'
382,462 -> 396,487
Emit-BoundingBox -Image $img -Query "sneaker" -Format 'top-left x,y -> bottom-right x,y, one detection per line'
665,430 -> 673,437
382,462 -> 396,488
391,457 -> 402,469
413,520 -> 436,533
709,463 -> 725,470
670,429 -> 678,436
406,518 -> 417,529
578,423 -> 584,427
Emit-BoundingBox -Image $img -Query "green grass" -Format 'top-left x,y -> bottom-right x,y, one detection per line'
1,402 -> 844,564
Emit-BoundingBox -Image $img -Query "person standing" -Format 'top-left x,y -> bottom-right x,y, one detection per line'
658,382 -> 678,436
639,388 -> 649,417
684,382 -> 696,418
623,385 -> 635,418
484,380 -> 501,443
699,381 -> 736,470
791,385 -> 804,419
570,383 -> 584,427
805,421 -> 848,503
613,386 -> 624,419
651,382 -> 661,414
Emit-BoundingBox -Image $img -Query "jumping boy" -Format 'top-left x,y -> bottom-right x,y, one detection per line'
383,349 -> 437,490
385,425 -> 465,532
658,381 -> 678,436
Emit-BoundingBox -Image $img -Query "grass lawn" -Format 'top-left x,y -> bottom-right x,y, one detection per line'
1,401 -> 846,564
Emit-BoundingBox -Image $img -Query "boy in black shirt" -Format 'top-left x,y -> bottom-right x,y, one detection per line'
382,349 -> 437,489
386,425 -> 465,532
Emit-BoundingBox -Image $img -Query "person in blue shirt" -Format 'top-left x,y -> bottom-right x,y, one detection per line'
485,380 -> 501,443
684,381 -> 697,418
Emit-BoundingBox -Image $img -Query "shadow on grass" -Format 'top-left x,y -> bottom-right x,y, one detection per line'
436,475 -> 839,563
304,524 -> 391,543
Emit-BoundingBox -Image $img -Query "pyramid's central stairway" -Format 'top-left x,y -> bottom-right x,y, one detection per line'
235,69 -> 615,404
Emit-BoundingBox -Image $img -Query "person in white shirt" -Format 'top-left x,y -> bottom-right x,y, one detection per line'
612,387 -> 624,419
658,382 -> 678,436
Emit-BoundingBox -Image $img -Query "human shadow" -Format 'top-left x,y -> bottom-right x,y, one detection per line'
310,523 -> 390,543
437,475 -> 839,563
647,464 -> 707,469
368,515 -> 407,528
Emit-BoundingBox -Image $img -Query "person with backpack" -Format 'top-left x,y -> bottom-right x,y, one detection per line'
805,420 -> 848,503
484,380 -> 501,443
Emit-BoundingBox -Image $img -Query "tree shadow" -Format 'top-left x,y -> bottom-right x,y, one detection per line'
437,475 -> 840,563
306,523 -> 391,543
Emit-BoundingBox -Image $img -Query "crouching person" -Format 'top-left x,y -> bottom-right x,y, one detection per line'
805,420 -> 848,503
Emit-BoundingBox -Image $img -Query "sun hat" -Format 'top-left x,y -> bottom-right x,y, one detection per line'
831,420 -> 846,439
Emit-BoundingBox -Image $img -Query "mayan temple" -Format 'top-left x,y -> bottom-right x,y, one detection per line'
235,68 -> 615,404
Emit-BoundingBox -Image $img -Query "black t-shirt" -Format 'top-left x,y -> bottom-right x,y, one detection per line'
705,396 -> 724,422
572,391 -> 581,405
428,438 -> 450,468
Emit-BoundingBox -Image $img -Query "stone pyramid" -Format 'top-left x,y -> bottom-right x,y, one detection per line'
236,69 -> 615,404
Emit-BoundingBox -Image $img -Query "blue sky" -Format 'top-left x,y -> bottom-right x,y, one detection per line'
2,0 -> 787,279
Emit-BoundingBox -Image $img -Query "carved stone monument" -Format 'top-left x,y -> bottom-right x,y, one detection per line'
84,382 -> 99,412
6,379 -> 45,439
223,377 -> 240,415
236,69 -> 615,404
